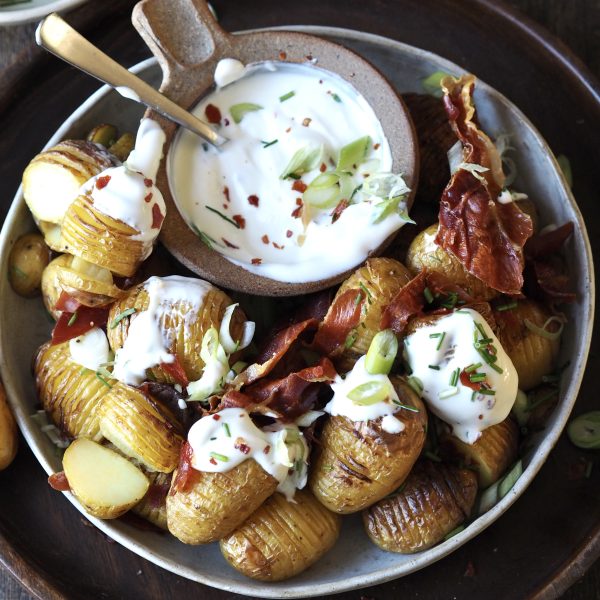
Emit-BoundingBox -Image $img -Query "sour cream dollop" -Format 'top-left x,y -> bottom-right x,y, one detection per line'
404,308 -> 518,444
187,407 -> 308,500
168,60 -> 411,283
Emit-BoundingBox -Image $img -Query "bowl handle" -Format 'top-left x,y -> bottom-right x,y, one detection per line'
132,0 -> 230,87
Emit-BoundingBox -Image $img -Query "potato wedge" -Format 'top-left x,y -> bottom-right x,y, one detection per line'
62,438 -> 149,519
220,489 -> 341,581
34,341 -> 114,440
97,383 -> 182,473
309,378 -> 427,514
363,460 -> 478,553
494,299 -> 560,391
8,233 -> 50,298
167,458 -> 278,544
406,223 -> 498,301
440,417 -> 519,487
0,381 -> 18,471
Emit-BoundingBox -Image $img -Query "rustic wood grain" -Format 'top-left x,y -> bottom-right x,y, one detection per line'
0,0 -> 599,598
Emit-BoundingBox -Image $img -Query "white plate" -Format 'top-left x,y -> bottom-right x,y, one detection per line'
0,0 -> 86,26
0,26 -> 594,599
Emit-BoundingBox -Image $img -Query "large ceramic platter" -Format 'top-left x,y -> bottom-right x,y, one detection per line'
0,26 -> 593,598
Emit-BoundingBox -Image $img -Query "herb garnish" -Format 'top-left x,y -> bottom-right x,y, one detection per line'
110,307 -> 136,329
206,205 -> 241,228
279,90 -> 295,102
261,139 -> 278,148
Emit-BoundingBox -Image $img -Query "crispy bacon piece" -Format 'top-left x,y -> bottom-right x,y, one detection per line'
313,288 -> 366,356
160,356 -> 189,388
51,304 -> 109,345
146,478 -> 171,508
48,471 -> 70,491
380,271 -> 427,335
54,291 -> 80,313
436,75 -> 533,296
172,441 -> 195,494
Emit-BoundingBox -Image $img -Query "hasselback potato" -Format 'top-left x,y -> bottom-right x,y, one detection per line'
440,417 -> 519,487
406,223 -> 498,300
34,341 -> 114,440
41,255 -> 71,319
363,460 -> 478,553
167,458 -> 278,545
220,489 -> 341,581
309,378 -> 427,514
494,299 -> 561,391
96,383 -> 182,473
132,470 -> 171,530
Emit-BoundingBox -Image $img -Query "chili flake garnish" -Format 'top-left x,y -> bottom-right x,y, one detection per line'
286,230 -> 293,238
373,143 -> 381,150
144,177 -> 152,187
302,117 -> 312,127
222,238 -> 239,249
96,175 -> 111,189
212,414 -> 221,421
261,234 -> 270,244
234,438 -> 251,455
319,162 -> 327,172
209,457 -> 217,465
264,445 -> 271,454
151,203 -> 164,229
273,242 -> 284,250
291,205 -> 303,218
248,194 -> 259,207
251,258 -> 262,265
232,214 -> 246,229
292,180 -> 308,193
144,192 -> 153,203
223,186 -> 230,202
279,51 -> 287,60
205,103 -> 222,124
331,199 -> 349,223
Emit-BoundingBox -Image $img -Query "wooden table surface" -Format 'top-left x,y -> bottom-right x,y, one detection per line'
0,0 -> 599,598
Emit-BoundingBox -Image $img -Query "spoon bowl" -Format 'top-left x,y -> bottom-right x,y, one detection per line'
133,0 -> 419,295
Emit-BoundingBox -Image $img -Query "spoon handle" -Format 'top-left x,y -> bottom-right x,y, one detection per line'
36,13 -> 226,147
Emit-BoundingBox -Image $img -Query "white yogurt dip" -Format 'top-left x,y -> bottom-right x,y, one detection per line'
168,60 -> 411,283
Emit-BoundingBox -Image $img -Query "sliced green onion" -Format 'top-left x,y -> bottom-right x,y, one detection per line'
496,300 -> 518,312
498,460 -> 523,498
110,307 -> 136,329
429,333 -> 442,338
439,386 -> 459,399
331,93 -> 342,103
477,388 -> 496,396
450,368 -> 460,387
337,136 -> 371,172
424,287 -> 434,304
428,365 -> 440,371
279,90 -> 295,102
280,145 -> 323,179
465,362 -> 482,373
365,329 -> 398,375
407,376 -> 423,397
422,70 -> 452,97
524,316 -> 565,341
209,451 -> 229,462
230,102 -> 263,123
67,312 -> 78,327
469,373 -> 487,383
443,525 -> 465,540
370,195 -> 414,225
435,331 -> 446,351
347,381 -> 389,405
222,423 -> 231,437
567,411 -> 600,449
475,322 -> 488,338
478,481 -> 500,514
219,303 -> 255,354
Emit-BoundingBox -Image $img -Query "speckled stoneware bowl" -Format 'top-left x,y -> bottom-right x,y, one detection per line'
132,0 -> 419,296
0,26 -> 593,600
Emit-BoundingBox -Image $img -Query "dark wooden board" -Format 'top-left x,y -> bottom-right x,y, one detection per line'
0,1 -> 599,599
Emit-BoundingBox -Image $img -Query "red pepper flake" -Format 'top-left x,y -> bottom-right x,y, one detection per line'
291,206 -> 303,218
279,51 -> 287,60
264,445 -> 271,454
144,192 -> 153,203
286,230 -> 293,238
234,438 -> 251,455
224,118 -> 230,126
48,471 -> 70,491
232,214 -> 246,229
223,204 -> 228,209
223,186 -> 230,202
248,194 -> 259,207
96,175 -> 111,189
273,242 -> 284,250
306,54 -> 313,61
205,103 -> 222,124
209,457 -> 217,466
151,203 -> 164,229
302,117 -> 312,127
292,180 -> 307,193
251,258 -> 262,265
285,127 -> 291,133
212,414 -> 221,421
319,162 -> 327,172
144,177 -> 153,187
222,238 -> 239,249
261,234 -> 270,244
373,143 -> 381,150
331,199 -> 349,223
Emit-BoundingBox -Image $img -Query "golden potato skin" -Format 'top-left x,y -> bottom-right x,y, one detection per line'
107,281 -> 244,382
363,460 -> 478,553
166,459 -> 278,544
330,257 -> 412,369
132,470 -> 171,530
97,383 -> 182,473
406,223 -> 498,301
34,341 -> 113,440
494,299 -> 560,391
309,379 -> 427,514
0,381 -> 18,471
220,489 -> 341,582
440,417 -> 519,487
41,255 -> 71,320
8,233 -> 50,297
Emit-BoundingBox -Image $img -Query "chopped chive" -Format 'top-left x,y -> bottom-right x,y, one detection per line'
450,367 -> 460,387
95,373 -> 112,388
210,437 -> 217,441
354,292 -> 362,306
465,362 -> 482,373
191,224 -> 220,249
407,376 -> 423,396
206,205 -> 241,228
331,92 -> 342,103
391,399 -> 420,412
475,322 -> 487,338
488,362 -> 503,374
67,312 -> 78,327
428,365 -> 440,371
584,460 -> 594,479
440,292 -> 458,309
436,331 -> 446,351
469,373 -> 487,383
11,265 -> 27,279
439,387 -> 459,399
496,300 -> 518,312
429,333 -> 442,338
110,307 -> 136,329
209,451 -> 229,462
359,282 -> 373,302
222,423 -> 231,437
344,330 -> 357,349
279,90 -> 295,102
424,287 -> 434,303
478,388 -> 496,396
350,183 -> 363,201
261,139 -> 278,148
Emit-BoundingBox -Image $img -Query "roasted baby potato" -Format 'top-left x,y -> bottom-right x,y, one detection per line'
86,123 -> 118,148
406,223 -> 498,301
8,233 -> 51,297
494,299 -> 560,391
108,133 -> 135,162
41,255 -> 71,320
440,417 -> 519,487
22,140 -> 117,250
220,489 -> 341,581
0,381 -> 18,471
309,378 -> 427,514
97,383 -> 182,473
62,438 -> 149,519
167,458 -> 278,544
34,341 -> 114,440
363,460 -> 478,553
324,257 -> 412,369
107,279 -> 245,382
